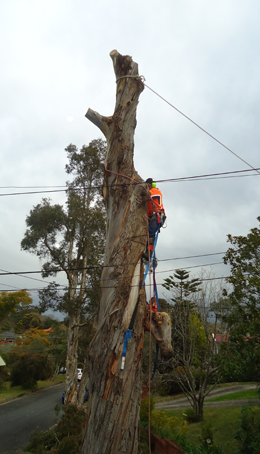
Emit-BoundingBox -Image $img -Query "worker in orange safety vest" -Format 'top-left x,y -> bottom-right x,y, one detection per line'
143,178 -> 166,261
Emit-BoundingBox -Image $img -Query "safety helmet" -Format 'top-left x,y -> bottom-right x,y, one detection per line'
146,178 -> 156,188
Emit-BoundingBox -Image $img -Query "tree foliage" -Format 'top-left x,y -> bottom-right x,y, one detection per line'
10,352 -> 53,389
0,290 -> 32,324
221,216 -> 260,381
163,269 -> 202,303
15,312 -> 43,333
21,139 -> 106,403
161,270 -> 218,421
21,139 -> 106,317
223,217 -> 260,339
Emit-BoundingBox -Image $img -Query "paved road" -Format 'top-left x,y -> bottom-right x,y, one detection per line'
0,383 -> 64,454
155,384 -> 258,410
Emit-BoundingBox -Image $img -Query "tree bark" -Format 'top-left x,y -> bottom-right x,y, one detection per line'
81,50 -> 171,454
65,311 -> 80,404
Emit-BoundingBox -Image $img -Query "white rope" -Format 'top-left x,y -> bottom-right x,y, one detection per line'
116,75 -> 146,83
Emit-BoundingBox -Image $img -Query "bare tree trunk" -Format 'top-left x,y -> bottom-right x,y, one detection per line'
81,50 -> 171,454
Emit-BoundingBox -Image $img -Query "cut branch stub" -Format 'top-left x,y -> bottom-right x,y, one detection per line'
144,309 -> 174,360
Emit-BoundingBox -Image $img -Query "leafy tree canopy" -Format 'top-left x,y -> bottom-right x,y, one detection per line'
0,290 -> 32,324
21,139 -> 106,318
223,216 -> 260,342
15,312 -> 43,333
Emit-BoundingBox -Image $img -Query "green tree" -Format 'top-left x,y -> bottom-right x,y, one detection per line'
163,270 -> 202,355
10,352 -> 53,389
162,270 -> 218,421
21,139 -> 106,404
163,269 -> 202,303
220,217 -> 260,381
0,290 -> 32,325
15,312 -> 43,333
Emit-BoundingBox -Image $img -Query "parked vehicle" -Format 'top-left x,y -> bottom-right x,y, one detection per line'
77,368 -> 82,381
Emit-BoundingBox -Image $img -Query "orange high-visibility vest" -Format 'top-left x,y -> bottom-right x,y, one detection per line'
147,187 -> 164,217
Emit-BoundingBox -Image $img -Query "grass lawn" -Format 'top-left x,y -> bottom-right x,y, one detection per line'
164,406 -> 259,454
206,388 -> 259,402
0,374 -> 66,403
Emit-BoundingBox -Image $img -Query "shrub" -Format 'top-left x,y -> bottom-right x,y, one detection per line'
25,404 -> 85,453
234,406 -> 260,454
10,353 -> 53,389
138,426 -> 150,454
200,421 -> 214,449
0,366 -> 9,390
183,408 -> 199,424
140,396 -> 155,423
150,409 -> 187,439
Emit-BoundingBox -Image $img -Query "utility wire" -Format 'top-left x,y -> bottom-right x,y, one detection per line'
0,268 -> 53,285
43,261 -> 224,285
0,251 -> 227,276
0,282 -> 21,290
0,168 -> 260,197
0,275 -> 229,293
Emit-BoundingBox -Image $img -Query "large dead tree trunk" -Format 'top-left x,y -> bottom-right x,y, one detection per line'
81,50 -> 172,454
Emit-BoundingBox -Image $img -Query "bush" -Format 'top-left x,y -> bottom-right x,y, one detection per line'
200,421 -> 214,449
138,426 -> 150,454
151,409 -> 187,439
0,366 -> 9,390
162,372 -> 185,395
25,404 -> 85,453
234,406 -> 260,454
10,353 -> 53,389
140,396 -> 155,423
183,408 -> 199,424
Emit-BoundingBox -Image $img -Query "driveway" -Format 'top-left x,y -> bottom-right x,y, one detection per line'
0,383 -> 64,454
155,384 -> 259,410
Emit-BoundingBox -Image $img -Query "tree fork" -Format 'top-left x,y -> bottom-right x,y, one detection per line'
81,50 -> 172,454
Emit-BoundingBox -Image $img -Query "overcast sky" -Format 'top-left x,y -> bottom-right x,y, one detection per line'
1,0 -> 260,312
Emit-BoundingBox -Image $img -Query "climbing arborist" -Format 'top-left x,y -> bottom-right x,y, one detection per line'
143,178 -> 166,261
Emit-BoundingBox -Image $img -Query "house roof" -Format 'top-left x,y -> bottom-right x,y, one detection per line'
1,331 -> 19,340
43,328 -> 54,333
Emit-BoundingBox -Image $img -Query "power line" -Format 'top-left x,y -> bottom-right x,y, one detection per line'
155,261 -> 223,275
0,275 -> 230,293
158,251 -> 226,262
0,282 -> 21,290
0,260 -> 227,292
0,185 -> 66,189
0,251 -> 227,277
0,168 -> 260,197
0,268 -> 53,285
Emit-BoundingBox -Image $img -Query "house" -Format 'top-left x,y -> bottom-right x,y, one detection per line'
212,333 -> 229,354
0,331 -> 20,346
